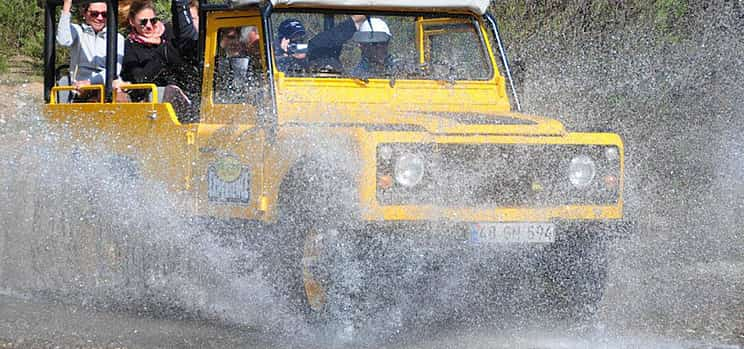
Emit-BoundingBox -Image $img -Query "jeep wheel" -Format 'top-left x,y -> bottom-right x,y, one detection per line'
270,162 -> 365,340
540,234 -> 609,321
300,224 -> 366,338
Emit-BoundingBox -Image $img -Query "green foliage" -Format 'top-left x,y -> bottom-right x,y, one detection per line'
491,0 -> 691,43
0,0 -> 44,55
0,54 -> 7,75
21,31 -> 45,59
653,0 -> 688,34
153,0 -> 172,22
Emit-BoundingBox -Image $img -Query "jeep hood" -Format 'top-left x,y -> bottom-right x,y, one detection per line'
410,111 -> 567,135
293,111 -> 567,136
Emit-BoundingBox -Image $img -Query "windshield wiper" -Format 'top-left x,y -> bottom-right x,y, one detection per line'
343,72 -> 370,86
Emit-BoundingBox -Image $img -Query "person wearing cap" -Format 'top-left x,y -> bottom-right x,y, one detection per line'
275,15 -> 367,73
350,17 -> 398,78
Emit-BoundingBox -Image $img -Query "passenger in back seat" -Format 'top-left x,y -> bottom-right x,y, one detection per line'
56,0 -> 125,100
121,0 -> 194,112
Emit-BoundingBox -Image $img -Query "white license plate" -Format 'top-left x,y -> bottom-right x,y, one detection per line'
468,223 -> 556,244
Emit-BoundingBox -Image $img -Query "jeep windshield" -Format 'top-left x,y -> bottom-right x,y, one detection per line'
270,11 -> 494,81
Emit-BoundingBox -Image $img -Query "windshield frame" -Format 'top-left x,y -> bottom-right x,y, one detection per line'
267,8 -> 496,82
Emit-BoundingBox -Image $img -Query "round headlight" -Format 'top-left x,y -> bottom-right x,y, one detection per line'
394,153 -> 425,188
568,155 -> 596,188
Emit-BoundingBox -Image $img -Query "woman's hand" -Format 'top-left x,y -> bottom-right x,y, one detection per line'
73,80 -> 91,90
62,0 -> 72,14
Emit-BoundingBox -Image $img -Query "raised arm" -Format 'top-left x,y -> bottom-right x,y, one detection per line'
308,15 -> 366,60
56,0 -> 80,47
171,0 -> 198,57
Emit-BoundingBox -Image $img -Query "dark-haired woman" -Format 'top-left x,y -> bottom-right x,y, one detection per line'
121,0 -> 187,103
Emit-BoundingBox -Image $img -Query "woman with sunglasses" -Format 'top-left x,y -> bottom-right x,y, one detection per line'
56,0 -> 125,93
121,0 -> 188,103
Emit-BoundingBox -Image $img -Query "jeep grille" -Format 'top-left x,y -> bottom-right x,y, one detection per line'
376,144 -> 619,207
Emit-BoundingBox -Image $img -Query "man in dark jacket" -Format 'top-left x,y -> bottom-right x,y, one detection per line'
275,15 -> 367,73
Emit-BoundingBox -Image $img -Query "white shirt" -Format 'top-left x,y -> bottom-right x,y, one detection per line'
56,12 -> 125,85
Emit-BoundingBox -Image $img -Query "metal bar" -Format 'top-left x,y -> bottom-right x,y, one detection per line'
50,85 -> 105,104
44,1 -> 56,103
261,2 -> 278,142
195,4 -> 207,121
115,83 -> 159,103
484,12 -> 521,112
105,0 -> 117,102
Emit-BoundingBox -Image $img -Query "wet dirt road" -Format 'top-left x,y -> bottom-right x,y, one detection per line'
0,236 -> 741,349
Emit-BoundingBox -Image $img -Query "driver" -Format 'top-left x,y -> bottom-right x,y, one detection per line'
275,15 -> 367,73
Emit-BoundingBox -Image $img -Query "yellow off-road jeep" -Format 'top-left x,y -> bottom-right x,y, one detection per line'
42,0 -> 631,330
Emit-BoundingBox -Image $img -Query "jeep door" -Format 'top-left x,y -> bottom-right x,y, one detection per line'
196,8 -> 269,219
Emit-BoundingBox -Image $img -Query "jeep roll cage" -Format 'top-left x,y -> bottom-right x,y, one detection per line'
43,0 -> 521,111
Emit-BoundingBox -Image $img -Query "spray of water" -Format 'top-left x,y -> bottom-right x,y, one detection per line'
508,2 -> 744,346
1,3 -> 743,348
0,93 -> 328,347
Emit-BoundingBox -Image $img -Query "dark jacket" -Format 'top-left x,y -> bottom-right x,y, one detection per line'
169,1 -> 201,108
276,18 -> 357,73
170,0 -> 199,63
121,26 -> 184,101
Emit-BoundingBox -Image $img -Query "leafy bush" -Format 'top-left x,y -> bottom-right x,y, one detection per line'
491,0 -> 691,41
0,54 -> 7,75
0,0 -> 44,54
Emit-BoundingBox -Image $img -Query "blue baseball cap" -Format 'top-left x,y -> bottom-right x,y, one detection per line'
277,19 -> 306,40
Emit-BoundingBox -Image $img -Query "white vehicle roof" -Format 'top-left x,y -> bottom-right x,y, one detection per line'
268,0 -> 490,15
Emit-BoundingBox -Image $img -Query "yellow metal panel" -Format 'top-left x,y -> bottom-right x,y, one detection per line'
43,104 -> 196,203
193,123 -> 265,219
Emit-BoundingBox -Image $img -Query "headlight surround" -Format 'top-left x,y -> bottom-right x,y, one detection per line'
568,154 -> 597,188
394,153 -> 425,188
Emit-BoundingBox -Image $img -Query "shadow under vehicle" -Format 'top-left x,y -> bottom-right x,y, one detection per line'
41,0 -> 633,335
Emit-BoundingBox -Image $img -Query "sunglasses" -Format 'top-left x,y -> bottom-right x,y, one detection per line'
138,17 -> 161,27
87,10 -> 107,18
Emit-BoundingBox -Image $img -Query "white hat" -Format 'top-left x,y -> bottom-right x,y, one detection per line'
353,17 -> 392,43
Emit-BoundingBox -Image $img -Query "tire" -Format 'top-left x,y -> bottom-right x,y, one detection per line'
267,161 -> 365,340
540,233 -> 609,321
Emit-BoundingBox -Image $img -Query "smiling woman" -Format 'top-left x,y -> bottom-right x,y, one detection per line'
55,0 -> 125,99
121,0 -> 182,101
